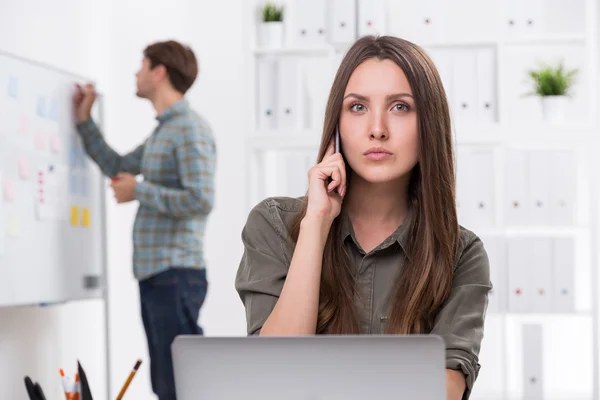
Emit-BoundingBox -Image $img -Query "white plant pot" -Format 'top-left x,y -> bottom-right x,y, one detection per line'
258,21 -> 284,49
540,95 -> 568,124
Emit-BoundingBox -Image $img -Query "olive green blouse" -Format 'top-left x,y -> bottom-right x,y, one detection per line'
235,197 -> 492,399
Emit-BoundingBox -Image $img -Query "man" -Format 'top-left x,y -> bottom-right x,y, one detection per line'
73,40 -> 216,400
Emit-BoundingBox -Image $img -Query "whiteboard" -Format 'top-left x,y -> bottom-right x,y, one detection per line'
0,51 -> 106,307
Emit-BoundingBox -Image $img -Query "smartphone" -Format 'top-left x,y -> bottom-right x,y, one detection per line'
335,124 -> 340,153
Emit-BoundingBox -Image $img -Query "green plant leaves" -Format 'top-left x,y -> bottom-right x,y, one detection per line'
262,2 -> 284,22
526,62 -> 578,97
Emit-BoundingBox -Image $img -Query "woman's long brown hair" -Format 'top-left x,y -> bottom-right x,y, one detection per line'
290,35 -> 459,335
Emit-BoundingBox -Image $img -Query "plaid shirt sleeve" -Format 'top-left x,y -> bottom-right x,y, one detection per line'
134,123 -> 216,218
76,118 -> 145,177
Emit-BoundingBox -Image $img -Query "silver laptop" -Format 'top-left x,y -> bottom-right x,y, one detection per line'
172,335 -> 446,399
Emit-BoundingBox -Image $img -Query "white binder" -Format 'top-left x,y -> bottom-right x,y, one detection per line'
504,149 -> 529,225
452,50 -> 477,123
528,151 -> 552,226
507,237 -> 531,313
530,238 -> 554,313
522,324 -> 544,400
553,237 -> 575,313
357,0 -> 385,37
277,59 -> 300,130
329,0 -> 356,44
550,150 -> 577,225
475,48 -> 496,123
257,58 -> 278,130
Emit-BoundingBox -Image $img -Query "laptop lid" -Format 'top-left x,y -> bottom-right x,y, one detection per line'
172,335 -> 446,400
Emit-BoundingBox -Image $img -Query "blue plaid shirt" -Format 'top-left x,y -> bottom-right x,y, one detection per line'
76,99 -> 216,280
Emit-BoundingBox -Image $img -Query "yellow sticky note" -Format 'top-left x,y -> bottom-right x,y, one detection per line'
71,206 -> 79,226
6,216 -> 20,238
82,208 -> 90,227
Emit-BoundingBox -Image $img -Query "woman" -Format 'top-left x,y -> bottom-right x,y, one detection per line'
235,35 -> 491,400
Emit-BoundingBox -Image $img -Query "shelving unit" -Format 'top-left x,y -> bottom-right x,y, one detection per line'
244,1 -> 600,398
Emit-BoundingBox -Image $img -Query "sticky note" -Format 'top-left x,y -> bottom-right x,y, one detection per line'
3,178 -> 15,202
69,144 -> 78,168
69,174 -> 78,195
49,100 -> 59,121
80,176 -> 87,197
82,208 -> 90,227
71,206 -> 79,226
79,148 -> 87,169
7,216 -> 20,238
36,96 -> 46,117
35,131 -> 47,151
50,133 -> 62,154
7,76 -> 18,98
18,115 -> 28,135
18,158 -> 29,180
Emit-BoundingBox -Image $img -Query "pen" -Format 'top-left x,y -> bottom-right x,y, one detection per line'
71,373 -> 80,400
59,369 -> 73,400
115,359 -> 142,400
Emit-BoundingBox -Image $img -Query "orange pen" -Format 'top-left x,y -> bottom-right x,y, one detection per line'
71,372 -> 80,400
59,369 -> 73,400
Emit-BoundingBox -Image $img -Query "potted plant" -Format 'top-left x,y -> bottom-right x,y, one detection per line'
258,2 -> 284,49
526,62 -> 578,124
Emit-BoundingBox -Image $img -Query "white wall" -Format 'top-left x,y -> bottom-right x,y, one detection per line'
0,0 -> 248,398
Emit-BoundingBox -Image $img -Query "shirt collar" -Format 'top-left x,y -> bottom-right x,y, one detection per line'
156,98 -> 189,123
340,205 -> 413,257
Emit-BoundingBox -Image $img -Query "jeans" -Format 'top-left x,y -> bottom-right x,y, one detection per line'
139,267 -> 208,400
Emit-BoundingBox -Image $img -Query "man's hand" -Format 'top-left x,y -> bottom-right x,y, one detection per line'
110,173 -> 137,203
73,83 -> 97,124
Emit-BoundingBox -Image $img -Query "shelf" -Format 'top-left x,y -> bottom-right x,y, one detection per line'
472,227 -> 590,237
247,131 -> 321,150
502,33 -> 586,46
454,124 -> 598,144
488,311 -> 592,318
253,46 -> 333,57
421,39 -> 498,49
420,33 -> 585,49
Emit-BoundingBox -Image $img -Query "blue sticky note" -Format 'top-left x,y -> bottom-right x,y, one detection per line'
48,99 -> 59,121
80,176 -> 88,197
79,148 -> 87,169
69,174 -> 78,195
7,76 -> 18,98
69,144 -> 78,168
36,96 -> 46,118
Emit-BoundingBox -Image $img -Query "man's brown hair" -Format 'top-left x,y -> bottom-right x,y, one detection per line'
143,40 -> 198,94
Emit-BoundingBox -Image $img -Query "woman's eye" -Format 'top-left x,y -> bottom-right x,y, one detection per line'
350,104 -> 365,112
393,103 -> 409,112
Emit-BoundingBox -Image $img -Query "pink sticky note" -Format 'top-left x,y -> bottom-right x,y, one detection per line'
50,133 -> 62,154
35,131 -> 47,151
18,115 -> 28,135
3,178 -> 15,202
18,157 -> 29,180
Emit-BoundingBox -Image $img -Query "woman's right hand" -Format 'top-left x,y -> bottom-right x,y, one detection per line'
305,138 -> 347,222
